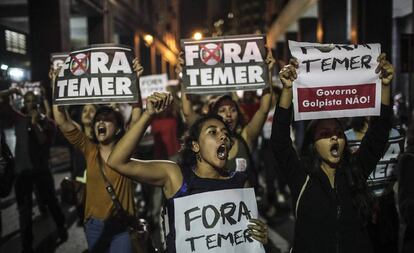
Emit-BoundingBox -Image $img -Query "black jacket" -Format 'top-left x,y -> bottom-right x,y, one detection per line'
270,105 -> 391,253
398,146 -> 414,253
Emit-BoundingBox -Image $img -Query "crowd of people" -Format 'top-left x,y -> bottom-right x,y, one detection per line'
0,49 -> 414,253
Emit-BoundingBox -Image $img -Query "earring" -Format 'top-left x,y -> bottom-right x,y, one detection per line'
196,153 -> 201,162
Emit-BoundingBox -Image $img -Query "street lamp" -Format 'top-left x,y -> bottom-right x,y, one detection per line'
193,32 -> 203,40
8,67 -> 25,81
143,34 -> 154,46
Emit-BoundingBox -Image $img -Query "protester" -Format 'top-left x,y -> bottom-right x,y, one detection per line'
398,116 -> 414,253
52,59 -> 143,253
107,92 -> 268,253
0,87 -> 20,238
345,116 -> 403,253
258,86 -> 290,217
7,89 -> 68,253
72,104 -> 98,224
178,50 -> 275,181
271,53 -> 394,253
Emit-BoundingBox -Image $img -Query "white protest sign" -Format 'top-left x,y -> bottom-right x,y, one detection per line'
289,40 -> 381,121
54,44 -> 139,106
139,73 -> 168,100
10,81 -> 42,110
181,34 -> 268,94
50,52 -> 69,71
174,188 -> 265,253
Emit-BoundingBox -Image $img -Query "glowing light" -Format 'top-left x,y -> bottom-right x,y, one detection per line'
1,64 -> 8,70
143,34 -> 154,46
8,68 -> 24,81
193,32 -> 203,40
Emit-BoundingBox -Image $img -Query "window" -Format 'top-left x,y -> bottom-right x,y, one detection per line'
5,30 -> 26,54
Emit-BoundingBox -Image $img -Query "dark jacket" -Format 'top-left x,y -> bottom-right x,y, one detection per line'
270,105 -> 391,253
398,146 -> 414,253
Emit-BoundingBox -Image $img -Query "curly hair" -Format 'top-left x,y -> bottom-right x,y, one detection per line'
178,114 -> 231,170
301,119 -> 376,227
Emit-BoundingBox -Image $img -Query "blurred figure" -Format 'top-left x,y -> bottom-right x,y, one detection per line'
9,90 -> 67,253
345,117 -> 403,253
399,116 -> 414,253
0,87 -> 19,238
239,90 -> 260,122
258,86 -> 290,218
393,93 -> 409,133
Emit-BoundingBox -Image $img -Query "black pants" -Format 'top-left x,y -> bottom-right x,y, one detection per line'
14,170 -> 66,250
368,191 -> 399,253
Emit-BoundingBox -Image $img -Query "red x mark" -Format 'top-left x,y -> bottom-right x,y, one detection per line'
71,53 -> 89,72
200,43 -> 222,63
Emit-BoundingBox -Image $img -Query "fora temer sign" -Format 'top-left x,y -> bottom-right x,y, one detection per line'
53,44 -> 139,106
181,34 -> 269,94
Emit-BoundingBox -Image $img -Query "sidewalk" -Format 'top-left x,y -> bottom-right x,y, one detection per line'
0,169 -> 88,253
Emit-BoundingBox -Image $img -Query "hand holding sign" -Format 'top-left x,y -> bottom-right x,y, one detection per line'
375,53 -> 394,86
146,92 -> 173,116
265,48 -> 275,72
247,219 -> 268,245
133,58 -> 144,78
279,58 -> 298,89
175,51 -> 184,78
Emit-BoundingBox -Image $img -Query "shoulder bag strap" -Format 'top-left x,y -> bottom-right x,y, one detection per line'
97,151 -> 125,215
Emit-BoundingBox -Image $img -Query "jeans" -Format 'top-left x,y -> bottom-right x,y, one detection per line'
85,217 -> 132,253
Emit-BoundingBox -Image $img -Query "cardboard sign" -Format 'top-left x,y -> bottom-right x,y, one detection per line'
139,73 -> 168,101
289,41 -> 381,120
50,52 -> 69,71
53,44 -> 139,105
181,34 -> 268,94
173,188 -> 265,253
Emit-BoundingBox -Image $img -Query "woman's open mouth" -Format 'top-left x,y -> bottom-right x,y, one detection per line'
330,143 -> 339,157
97,126 -> 107,135
217,144 -> 228,160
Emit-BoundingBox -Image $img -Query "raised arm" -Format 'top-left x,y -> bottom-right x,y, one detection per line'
242,49 -> 275,149
278,58 -> 298,109
0,87 -> 20,98
376,53 -> 393,106
356,53 -> 394,177
107,92 -> 182,197
130,58 -> 144,126
50,66 -> 77,133
177,52 -> 199,126
270,59 -> 307,197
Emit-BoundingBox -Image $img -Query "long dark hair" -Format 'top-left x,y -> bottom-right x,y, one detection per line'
178,114 -> 231,170
301,119 -> 376,226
